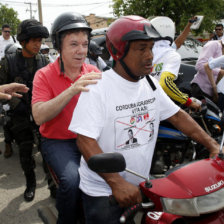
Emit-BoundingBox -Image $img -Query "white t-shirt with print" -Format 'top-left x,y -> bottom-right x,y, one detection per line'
151,49 -> 181,81
69,69 -> 179,197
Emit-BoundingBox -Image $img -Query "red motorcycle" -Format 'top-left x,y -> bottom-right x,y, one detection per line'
88,151 -> 224,223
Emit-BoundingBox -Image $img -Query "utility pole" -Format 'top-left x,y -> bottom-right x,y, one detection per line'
25,2 -> 36,19
38,0 -> 43,24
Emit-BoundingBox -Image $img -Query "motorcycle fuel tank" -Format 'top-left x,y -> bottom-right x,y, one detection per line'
143,157 -> 224,198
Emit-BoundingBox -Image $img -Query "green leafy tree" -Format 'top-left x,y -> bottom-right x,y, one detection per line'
112,0 -> 224,35
0,4 -> 21,36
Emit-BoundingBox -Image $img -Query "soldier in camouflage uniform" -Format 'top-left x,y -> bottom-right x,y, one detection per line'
0,19 -> 49,202
1,43 -> 22,159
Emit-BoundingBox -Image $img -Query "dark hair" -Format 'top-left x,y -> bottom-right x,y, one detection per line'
216,24 -> 223,29
17,19 -> 49,42
2,24 -> 10,30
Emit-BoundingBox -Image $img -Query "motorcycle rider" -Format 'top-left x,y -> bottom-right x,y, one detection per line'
172,16 -> 198,50
68,15 -> 221,224
191,38 -> 224,107
31,12 -> 101,224
40,43 -> 55,63
203,54 -> 224,111
0,19 -> 49,201
149,16 -> 201,111
85,39 -> 110,71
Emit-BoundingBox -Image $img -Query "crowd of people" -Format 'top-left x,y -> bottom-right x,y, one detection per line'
0,12 -> 224,224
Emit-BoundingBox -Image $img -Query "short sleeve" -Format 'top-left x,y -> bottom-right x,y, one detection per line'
32,70 -> 53,104
208,55 -> 224,70
151,78 -> 180,121
162,52 -> 181,77
69,82 -> 105,140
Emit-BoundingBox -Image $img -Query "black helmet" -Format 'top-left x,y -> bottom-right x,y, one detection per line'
51,12 -> 92,50
89,40 -> 104,55
17,19 -> 49,42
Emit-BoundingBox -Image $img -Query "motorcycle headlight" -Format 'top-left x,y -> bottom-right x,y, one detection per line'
161,187 -> 224,216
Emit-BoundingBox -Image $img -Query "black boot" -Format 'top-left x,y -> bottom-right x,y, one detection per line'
24,185 -> 36,202
24,170 -> 36,202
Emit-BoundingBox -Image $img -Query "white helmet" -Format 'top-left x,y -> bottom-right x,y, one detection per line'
41,44 -> 49,50
40,44 -> 50,54
148,16 -> 175,42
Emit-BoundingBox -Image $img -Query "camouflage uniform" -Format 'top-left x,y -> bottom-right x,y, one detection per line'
0,48 -> 49,194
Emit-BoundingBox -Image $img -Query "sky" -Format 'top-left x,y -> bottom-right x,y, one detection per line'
1,0 -> 114,31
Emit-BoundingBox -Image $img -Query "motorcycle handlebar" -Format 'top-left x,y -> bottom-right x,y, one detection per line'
120,203 -> 143,223
109,195 -> 155,223
183,106 -> 206,118
120,202 -> 154,223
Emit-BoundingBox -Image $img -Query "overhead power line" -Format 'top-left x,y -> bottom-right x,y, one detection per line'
25,2 -> 36,19
1,0 -> 110,7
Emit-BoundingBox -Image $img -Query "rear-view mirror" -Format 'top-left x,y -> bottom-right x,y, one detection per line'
87,152 -> 126,173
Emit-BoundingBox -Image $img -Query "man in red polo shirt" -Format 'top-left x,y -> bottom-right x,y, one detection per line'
31,12 -> 101,224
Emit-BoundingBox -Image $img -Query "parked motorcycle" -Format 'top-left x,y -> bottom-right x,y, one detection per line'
150,96 -> 223,175
88,151 -> 224,224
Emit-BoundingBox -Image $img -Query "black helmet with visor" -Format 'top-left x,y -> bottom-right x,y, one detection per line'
51,12 -> 92,50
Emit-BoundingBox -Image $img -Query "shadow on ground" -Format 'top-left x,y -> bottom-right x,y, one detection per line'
0,126 -> 55,224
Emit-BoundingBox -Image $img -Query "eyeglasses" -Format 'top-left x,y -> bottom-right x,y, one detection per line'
215,29 -> 222,31
3,30 -> 11,33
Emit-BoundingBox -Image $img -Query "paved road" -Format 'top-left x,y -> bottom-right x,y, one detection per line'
0,126 -> 55,224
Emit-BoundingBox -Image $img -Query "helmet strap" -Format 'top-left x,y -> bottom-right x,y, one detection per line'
119,59 -> 141,81
60,56 -> 65,73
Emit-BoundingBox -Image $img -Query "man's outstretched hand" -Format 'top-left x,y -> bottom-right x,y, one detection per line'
0,83 -> 29,100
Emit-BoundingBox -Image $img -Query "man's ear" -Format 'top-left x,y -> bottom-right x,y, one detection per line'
20,40 -> 25,47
